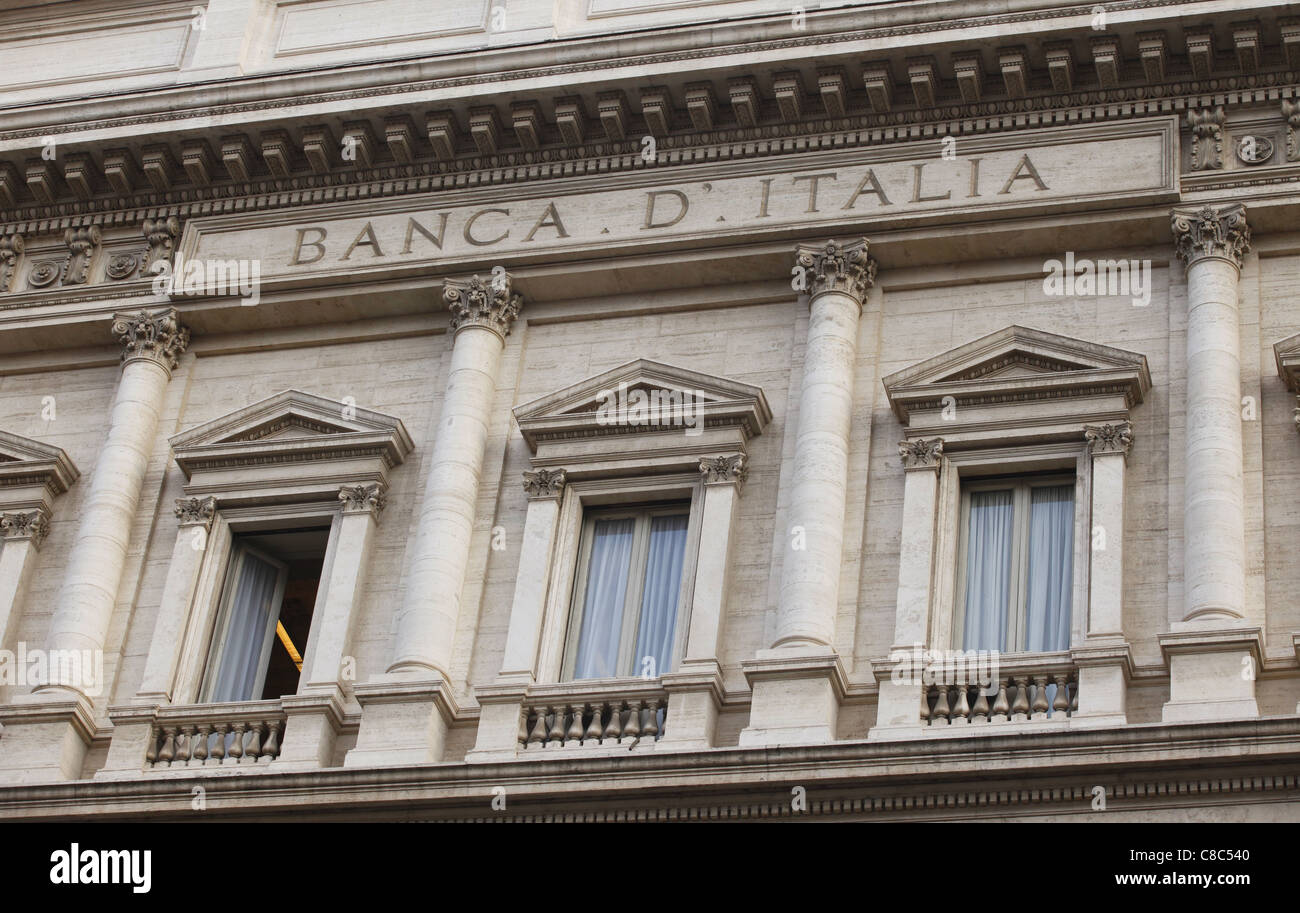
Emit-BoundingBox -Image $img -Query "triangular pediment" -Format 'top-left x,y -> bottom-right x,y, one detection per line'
1273,332 -> 1300,391
883,325 -> 1151,424
0,429 -> 80,495
514,359 -> 772,452
170,390 -> 414,479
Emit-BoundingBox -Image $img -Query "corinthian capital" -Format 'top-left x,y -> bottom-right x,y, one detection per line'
699,453 -> 748,489
174,496 -> 216,529
112,307 -> 190,373
1171,203 -> 1251,269
794,238 -> 876,304
1084,421 -> 1133,456
898,438 -> 943,471
522,468 -> 567,500
0,507 -> 50,549
444,273 -> 522,339
339,483 -> 387,517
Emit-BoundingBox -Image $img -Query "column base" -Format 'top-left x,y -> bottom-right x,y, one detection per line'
0,691 -> 96,784
865,650 -> 926,740
344,675 -> 458,768
276,687 -> 346,771
738,648 -> 846,747
1159,627 -> 1262,723
1071,639 -> 1135,725
657,662 -> 725,751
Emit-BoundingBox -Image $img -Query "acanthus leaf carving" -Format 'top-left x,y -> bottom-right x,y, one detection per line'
699,453 -> 748,487
522,468 -> 567,499
143,216 -> 181,272
898,437 -> 944,471
0,507 -> 51,548
62,226 -> 101,286
173,496 -> 216,528
444,274 -> 522,338
111,307 -> 190,373
1171,203 -> 1251,269
794,238 -> 876,304
0,232 -> 22,292
339,482 -> 387,517
1084,421 -> 1134,456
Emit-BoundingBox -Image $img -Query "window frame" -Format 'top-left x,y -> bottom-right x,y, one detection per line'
953,472 -> 1077,653
197,540 -> 290,704
536,474 -> 705,685
174,502 -> 343,705
932,443 -> 1091,656
560,501 -> 693,681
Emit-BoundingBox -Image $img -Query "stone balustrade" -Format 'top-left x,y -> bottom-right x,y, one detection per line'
144,702 -> 285,770
923,653 -> 1078,727
519,684 -> 668,750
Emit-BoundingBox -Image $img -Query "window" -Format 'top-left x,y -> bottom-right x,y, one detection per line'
198,527 -> 328,703
955,475 -> 1075,653
562,503 -> 690,680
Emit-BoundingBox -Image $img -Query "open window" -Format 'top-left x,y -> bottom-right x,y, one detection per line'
198,527 -> 329,703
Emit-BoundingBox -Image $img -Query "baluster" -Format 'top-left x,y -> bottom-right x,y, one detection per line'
1069,677 -> 1079,712
1031,675 -> 1050,719
624,701 -> 643,740
264,720 -> 282,759
517,707 -> 530,747
1051,675 -> 1069,718
991,679 -> 1010,722
193,724 -> 210,762
158,727 -> 177,764
583,704 -> 603,743
931,685 -> 951,724
229,722 -> 247,759
603,702 -> 623,741
1010,677 -> 1030,720
247,721 -> 265,759
526,708 -> 547,747
919,686 -> 931,724
145,726 -> 159,765
643,699 -> 661,740
210,724 -> 227,760
544,706 -> 565,745
970,685 -> 990,723
175,725 -> 194,763
565,704 -> 584,744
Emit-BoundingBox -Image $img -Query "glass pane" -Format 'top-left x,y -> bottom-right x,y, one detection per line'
961,489 -> 1015,652
572,517 -> 636,680
1023,485 -> 1075,652
205,549 -> 283,703
631,514 -> 689,678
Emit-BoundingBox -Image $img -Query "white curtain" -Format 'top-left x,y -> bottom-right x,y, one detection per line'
205,548 -> 282,703
632,514 -> 689,678
1023,485 -> 1074,653
962,490 -> 1015,652
573,518 -> 636,680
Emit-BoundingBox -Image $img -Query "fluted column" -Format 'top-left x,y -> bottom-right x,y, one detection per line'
774,238 -> 875,648
1162,204 -> 1260,722
389,275 -> 521,677
740,239 -> 872,747
40,309 -> 189,694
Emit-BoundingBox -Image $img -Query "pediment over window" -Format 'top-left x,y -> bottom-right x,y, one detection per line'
0,430 -> 80,509
883,326 -> 1150,446
514,359 -> 772,475
170,390 -> 414,500
1273,333 -> 1300,392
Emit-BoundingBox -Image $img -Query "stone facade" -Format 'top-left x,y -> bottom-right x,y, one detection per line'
0,0 -> 1299,821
